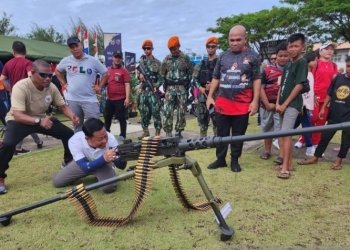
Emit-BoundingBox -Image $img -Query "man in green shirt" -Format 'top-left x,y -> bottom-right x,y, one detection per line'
276,33 -> 308,179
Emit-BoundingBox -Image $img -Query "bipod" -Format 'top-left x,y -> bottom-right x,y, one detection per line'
153,155 -> 234,241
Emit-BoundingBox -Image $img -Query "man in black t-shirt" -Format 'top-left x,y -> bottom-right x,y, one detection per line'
298,57 -> 350,169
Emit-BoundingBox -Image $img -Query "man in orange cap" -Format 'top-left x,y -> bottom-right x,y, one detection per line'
137,39 -> 163,138
161,36 -> 193,137
192,37 -> 219,137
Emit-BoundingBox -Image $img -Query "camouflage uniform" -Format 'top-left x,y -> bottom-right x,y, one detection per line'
161,52 -> 193,136
192,58 -> 218,136
138,56 -> 163,135
130,73 -> 139,105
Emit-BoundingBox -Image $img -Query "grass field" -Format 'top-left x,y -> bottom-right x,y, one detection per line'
0,116 -> 349,249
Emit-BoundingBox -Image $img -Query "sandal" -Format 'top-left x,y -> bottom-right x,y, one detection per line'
274,165 -> 295,172
277,171 -> 290,179
273,156 -> 283,165
260,152 -> 271,160
330,164 -> 342,170
297,158 -> 318,165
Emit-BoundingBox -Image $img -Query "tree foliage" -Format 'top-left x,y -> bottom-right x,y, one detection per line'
208,7 -> 310,58
281,0 -> 350,41
0,12 -> 16,35
209,0 -> 350,55
27,24 -> 65,44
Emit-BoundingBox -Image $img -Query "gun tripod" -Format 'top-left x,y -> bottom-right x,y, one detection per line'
154,155 -> 234,241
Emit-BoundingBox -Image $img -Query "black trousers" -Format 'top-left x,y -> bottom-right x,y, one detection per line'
0,119 -> 74,178
104,99 -> 127,138
216,113 -> 249,161
315,120 -> 350,159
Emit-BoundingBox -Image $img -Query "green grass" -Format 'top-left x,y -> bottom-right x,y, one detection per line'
0,113 -> 347,249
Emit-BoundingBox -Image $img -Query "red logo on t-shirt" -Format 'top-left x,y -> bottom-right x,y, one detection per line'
231,63 -> 238,70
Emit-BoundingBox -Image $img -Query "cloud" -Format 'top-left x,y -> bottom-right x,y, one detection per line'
1,0 -> 282,59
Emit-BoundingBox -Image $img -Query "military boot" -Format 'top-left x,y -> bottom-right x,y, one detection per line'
165,132 -> 173,137
175,130 -> 183,138
138,128 -> 150,140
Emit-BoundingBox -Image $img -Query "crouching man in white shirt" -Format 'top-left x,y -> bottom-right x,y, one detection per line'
52,118 -> 127,193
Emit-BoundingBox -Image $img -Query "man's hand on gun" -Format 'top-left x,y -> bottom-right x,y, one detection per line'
103,149 -> 117,163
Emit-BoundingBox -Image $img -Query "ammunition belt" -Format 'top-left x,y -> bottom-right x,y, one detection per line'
169,165 -> 220,210
66,136 -> 160,226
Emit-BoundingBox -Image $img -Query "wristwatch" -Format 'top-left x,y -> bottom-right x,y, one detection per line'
34,117 -> 41,125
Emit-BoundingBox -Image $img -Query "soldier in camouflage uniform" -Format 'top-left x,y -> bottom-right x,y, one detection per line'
161,36 -> 193,137
137,40 -> 163,138
192,37 -> 219,137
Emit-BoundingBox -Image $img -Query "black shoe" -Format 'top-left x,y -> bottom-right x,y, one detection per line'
37,141 -> 43,149
175,131 -> 183,138
14,148 -> 31,155
208,160 -> 227,169
231,160 -> 242,172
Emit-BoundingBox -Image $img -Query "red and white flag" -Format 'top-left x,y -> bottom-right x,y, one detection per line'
76,26 -> 82,41
83,30 -> 89,54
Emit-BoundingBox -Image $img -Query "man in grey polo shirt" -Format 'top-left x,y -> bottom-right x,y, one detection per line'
55,36 -> 108,132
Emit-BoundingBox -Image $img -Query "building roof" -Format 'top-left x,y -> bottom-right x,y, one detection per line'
0,35 -> 69,63
313,42 -> 350,51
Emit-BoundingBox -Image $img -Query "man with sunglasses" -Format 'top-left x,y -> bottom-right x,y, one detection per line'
55,36 -> 108,132
0,60 -> 80,194
137,39 -> 163,138
0,41 -> 43,154
270,54 -> 277,66
192,37 -> 219,137
161,36 -> 193,137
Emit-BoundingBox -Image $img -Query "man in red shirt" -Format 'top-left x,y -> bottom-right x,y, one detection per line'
206,25 -> 261,172
99,52 -> 130,139
0,41 -> 43,154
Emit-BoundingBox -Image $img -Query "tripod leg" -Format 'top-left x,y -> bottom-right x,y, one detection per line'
186,156 -> 234,241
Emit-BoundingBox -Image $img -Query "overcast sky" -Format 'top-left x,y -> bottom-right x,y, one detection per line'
2,0 -> 281,59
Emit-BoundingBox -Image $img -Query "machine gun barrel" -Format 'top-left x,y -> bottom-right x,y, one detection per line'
178,122 -> 350,152
117,122 -> 350,160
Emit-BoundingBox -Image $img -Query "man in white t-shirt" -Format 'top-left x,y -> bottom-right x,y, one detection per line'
52,118 -> 127,193
55,36 -> 108,132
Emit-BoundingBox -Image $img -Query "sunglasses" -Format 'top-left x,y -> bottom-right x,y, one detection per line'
143,47 -> 152,51
206,45 -> 217,49
38,72 -> 53,79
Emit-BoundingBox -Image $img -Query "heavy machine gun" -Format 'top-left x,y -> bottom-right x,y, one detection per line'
1,122 -> 350,241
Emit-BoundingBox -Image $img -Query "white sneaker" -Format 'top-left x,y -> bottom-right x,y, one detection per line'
294,141 -> 305,148
305,146 -> 315,157
272,139 -> 280,150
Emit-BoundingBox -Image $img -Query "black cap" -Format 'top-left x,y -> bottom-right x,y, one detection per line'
67,36 -> 80,46
113,51 -> 123,58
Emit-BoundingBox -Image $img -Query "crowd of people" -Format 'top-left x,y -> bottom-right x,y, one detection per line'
0,23 -> 349,195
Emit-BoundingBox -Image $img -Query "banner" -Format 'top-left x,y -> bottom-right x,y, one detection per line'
83,30 -> 89,55
124,52 -> 136,72
103,33 -> 122,67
